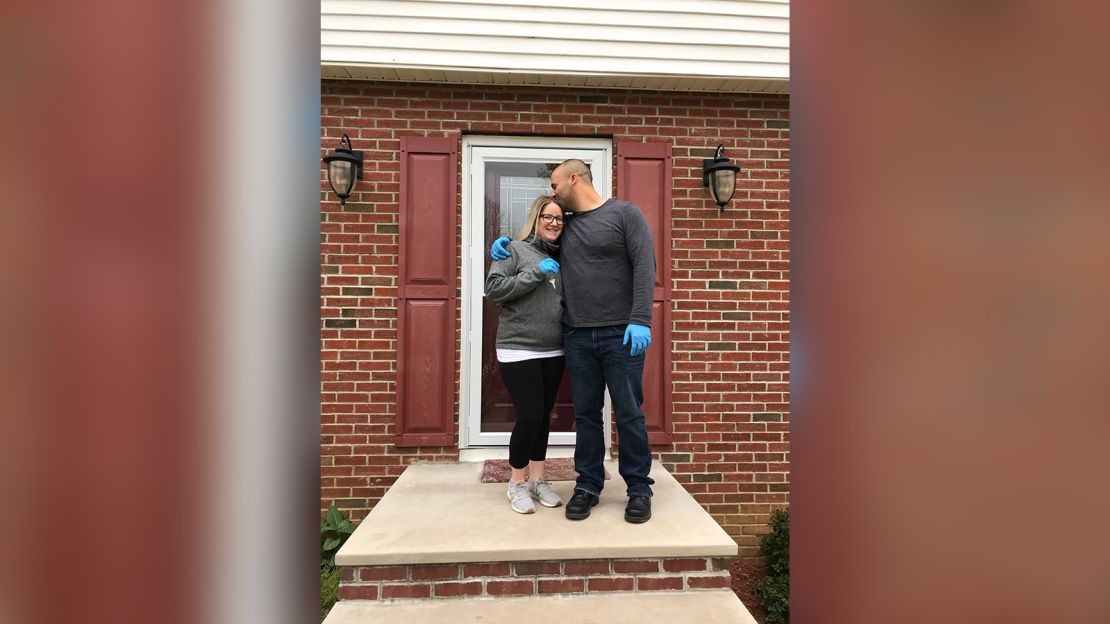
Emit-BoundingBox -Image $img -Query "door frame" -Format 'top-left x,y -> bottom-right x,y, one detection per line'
459,135 -> 613,449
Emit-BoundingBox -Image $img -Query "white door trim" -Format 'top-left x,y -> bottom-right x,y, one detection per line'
459,136 -> 613,449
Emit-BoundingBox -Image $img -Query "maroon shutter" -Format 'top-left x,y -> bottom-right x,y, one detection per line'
616,141 -> 673,444
395,137 -> 457,446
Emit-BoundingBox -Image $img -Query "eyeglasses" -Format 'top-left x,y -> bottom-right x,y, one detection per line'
539,214 -> 564,224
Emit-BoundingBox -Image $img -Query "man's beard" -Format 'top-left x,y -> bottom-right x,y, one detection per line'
554,195 -> 574,211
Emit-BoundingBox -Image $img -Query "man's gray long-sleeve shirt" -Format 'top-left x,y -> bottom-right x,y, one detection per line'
561,198 -> 655,328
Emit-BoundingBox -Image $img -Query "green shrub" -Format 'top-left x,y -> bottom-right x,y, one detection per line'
753,508 -> 789,623
320,564 -> 341,621
320,504 -> 356,621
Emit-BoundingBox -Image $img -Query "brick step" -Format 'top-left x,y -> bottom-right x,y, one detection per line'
324,590 -> 757,624
332,460 -> 751,619
339,555 -> 732,602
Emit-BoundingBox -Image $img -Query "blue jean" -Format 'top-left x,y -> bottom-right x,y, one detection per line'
563,324 -> 655,498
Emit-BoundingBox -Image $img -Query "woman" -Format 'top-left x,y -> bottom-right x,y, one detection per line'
484,195 -> 566,514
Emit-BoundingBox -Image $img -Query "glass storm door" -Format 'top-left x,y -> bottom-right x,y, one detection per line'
461,138 -> 612,447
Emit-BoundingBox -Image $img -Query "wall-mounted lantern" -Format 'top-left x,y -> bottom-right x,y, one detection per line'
702,144 -> 742,210
323,133 -> 363,206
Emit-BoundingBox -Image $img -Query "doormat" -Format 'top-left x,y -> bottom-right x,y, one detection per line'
480,458 -> 610,483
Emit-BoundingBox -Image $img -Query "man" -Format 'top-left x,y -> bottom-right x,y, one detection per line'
491,158 -> 656,523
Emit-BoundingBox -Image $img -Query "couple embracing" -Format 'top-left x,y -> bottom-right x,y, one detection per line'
484,159 -> 656,524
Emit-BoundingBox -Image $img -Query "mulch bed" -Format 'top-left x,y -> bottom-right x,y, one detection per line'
730,560 -> 769,624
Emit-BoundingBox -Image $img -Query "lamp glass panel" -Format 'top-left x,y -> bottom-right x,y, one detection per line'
328,161 -> 354,197
711,170 -> 736,204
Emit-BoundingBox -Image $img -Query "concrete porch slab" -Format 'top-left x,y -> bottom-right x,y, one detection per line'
324,590 -> 756,624
336,460 -> 738,566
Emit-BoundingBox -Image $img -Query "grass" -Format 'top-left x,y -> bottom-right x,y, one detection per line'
321,564 -> 341,621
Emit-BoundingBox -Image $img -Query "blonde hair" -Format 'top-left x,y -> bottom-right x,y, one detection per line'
517,194 -> 559,240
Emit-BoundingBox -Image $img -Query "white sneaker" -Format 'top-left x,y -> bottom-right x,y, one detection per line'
530,479 -> 563,508
507,480 -> 535,514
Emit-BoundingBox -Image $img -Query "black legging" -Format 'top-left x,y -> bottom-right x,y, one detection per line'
499,356 -> 565,469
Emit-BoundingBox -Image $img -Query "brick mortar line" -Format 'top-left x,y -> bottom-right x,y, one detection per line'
344,558 -> 724,582
356,585 -> 730,604
344,586 -> 738,607
342,570 -> 729,585
340,569 -> 730,602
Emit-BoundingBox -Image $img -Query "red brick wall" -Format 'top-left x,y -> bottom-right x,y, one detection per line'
339,557 -> 732,601
320,80 -> 789,558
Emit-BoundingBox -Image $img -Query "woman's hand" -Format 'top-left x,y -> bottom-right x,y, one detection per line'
538,258 -> 560,275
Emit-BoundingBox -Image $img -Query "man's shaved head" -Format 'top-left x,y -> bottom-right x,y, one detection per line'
551,157 -> 602,212
556,159 -> 592,184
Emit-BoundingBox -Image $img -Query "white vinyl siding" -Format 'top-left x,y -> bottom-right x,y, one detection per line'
321,0 -> 789,93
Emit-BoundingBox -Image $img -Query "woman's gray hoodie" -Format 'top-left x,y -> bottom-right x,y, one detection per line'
484,238 -> 563,351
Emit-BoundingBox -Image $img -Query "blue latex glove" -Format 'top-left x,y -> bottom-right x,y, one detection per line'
538,258 -> 560,275
490,236 -> 511,260
623,324 -> 651,356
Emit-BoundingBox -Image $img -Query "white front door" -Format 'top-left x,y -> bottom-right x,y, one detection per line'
460,136 -> 612,448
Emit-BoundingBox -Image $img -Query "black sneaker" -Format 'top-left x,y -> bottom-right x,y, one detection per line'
624,495 -> 651,523
564,490 -> 599,520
